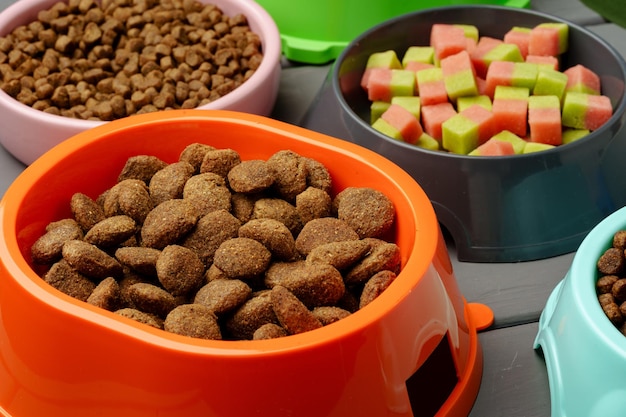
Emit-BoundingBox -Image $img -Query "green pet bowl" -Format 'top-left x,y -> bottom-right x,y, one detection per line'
256,0 -> 530,64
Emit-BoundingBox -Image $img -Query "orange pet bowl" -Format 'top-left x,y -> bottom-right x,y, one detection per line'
0,110 -> 493,417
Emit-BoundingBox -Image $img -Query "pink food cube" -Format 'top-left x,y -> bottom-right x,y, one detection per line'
430,24 -> 467,62
484,60 -> 515,98
564,64 -> 601,95
525,55 -> 559,70
528,96 -> 562,145
460,104 -> 498,145
504,27 -> 531,59
416,68 -> 448,106
421,102 -> 457,140
381,104 -> 423,144
470,36 -> 503,78
492,99 -> 528,137
473,137 -> 516,156
365,68 -> 393,102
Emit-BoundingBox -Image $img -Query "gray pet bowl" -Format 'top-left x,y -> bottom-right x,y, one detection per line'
330,5 -> 626,262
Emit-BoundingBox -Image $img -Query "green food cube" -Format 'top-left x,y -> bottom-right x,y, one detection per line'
444,70 -> 478,101
523,142 -> 556,153
457,95 -> 492,112
533,69 -> 568,100
562,128 -> 590,144
536,22 -> 569,54
370,101 -> 391,124
366,50 -> 402,69
455,24 -> 479,42
372,117 -> 402,140
442,114 -> 479,155
561,92 -> 589,129
494,85 -> 530,101
391,96 -> 421,119
491,130 -> 527,154
416,67 -> 443,84
528,94 -> 560,110
484,43 -> 523,66
512,62 -> 538,90
402,46 -> 434,66
416,132 -> 440,151
390,69 -> 416,97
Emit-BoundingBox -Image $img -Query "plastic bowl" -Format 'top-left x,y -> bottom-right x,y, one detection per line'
0,0 -> 282,166
0,110 -> 493,417
332,5 -> 626,262
534,205 -> 626,417
255,0 -> 530,64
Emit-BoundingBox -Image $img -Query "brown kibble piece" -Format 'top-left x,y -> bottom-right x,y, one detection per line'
86,276 -> 120,311
70,193 -> 106,232
115,246 -> 161,277
117,179 -> 153,224
345,239 -> 401,285
238,218 -> 299,261
156,244 -> 205,296
225,290 -> 277,340
117,155 -> 168,184
295,217 -> 360,256
599,293 -> 624,326
227,159 -> 274,194
252,198 -> 302,235
270,285 -> 322,335
44,259 -> 96,302
266,150 -> 308,201
194,278 -> 251,315
62,239 -> 123,280
334,187 -> 395,239
31,219 -> 84,264
265,260 -> 345,308
149,161 -> 195,206
597,247 -> 625,275
312,306 -> 351,326
304,157 -> 332,194
597,275 -> 619,295
306,239 -> 371,270
213,237 -> 272,279
613,230 -> 626,251
359,270 -> 397,309
200,148 -> 241,177
127,282 -> 178,318
84,215 -> 137,248
295,186 -> 332,225
252,323 -> 287,340
182,172 -> 231,216
612,278 -> 626,303
141,199 -> 199,249
181,209 -> 241,266
164,304 -> 222,340
179,143 -> 216,173
116,307 -> 164,329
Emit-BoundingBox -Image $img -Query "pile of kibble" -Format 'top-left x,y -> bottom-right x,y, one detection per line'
0,0 -> 263,120
596,230 -> 626,335
30,143 -> 401,341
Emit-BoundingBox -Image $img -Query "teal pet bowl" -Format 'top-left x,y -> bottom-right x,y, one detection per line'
535,206 -> 626,417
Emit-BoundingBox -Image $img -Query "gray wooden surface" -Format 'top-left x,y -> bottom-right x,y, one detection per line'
1,0 -> 625,415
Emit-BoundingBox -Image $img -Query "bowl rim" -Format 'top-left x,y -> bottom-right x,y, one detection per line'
0,0 -> 282,127
0,109 -> 440,356
331,4 -> 626,161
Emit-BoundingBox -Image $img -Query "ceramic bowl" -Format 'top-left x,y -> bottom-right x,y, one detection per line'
0,0 -> 282,165
332,5 -> 626,262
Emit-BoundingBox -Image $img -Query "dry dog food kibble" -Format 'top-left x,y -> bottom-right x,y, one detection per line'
597,231 -> 626,335
30,144 -> 402,340
0,0 -> 264,120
